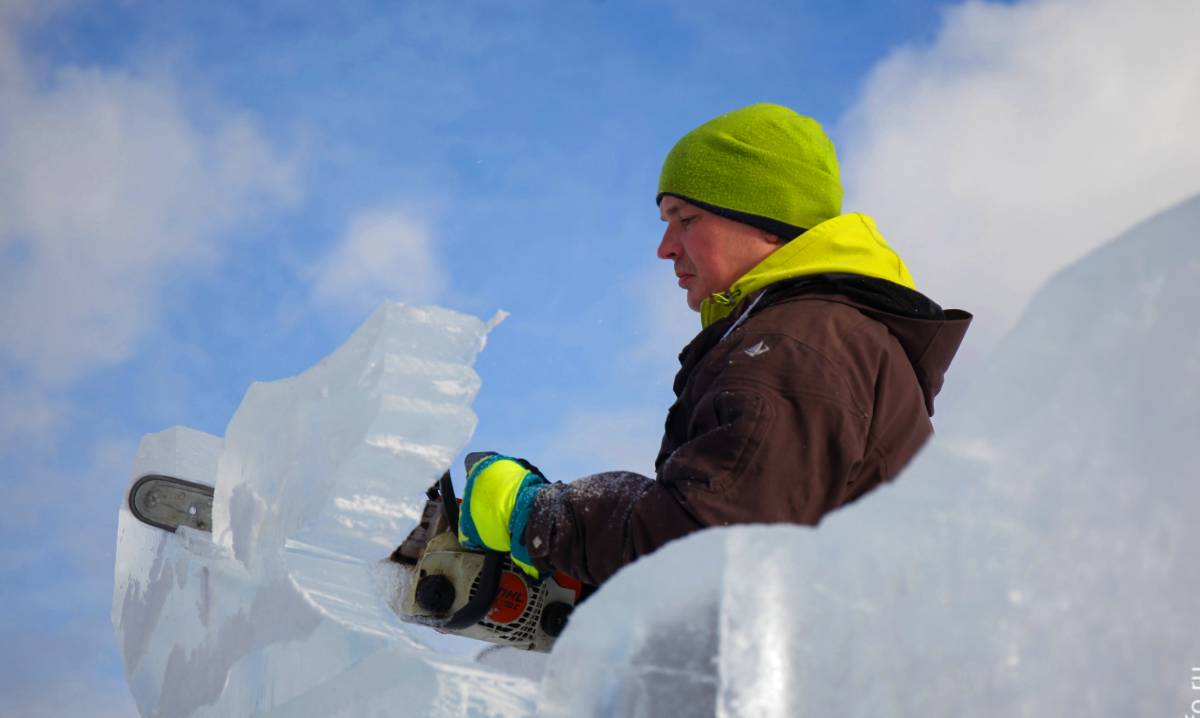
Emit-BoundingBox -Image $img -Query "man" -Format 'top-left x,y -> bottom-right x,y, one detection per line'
457,104 -> 971,586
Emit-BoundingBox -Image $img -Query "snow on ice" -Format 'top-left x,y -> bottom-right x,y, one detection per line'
114,197 -> 1198,716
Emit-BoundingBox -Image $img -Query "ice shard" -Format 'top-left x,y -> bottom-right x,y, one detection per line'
112,303 -> 534,717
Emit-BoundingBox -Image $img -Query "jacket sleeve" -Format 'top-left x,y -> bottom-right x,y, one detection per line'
523,333 -> 873,586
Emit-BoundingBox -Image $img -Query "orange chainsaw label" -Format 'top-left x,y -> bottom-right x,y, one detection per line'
488,572 -> 529,624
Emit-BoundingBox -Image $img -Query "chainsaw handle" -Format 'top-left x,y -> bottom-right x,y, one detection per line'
432,469 -> 504,631
442,549 -> 504,630
438,471 -> 460,533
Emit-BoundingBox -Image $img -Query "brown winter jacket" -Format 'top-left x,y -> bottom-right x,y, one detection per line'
525,274 -> 970,586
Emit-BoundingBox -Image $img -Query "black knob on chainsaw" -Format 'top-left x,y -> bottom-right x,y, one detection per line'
540,601 -> 572,637
415,574 -> 456,614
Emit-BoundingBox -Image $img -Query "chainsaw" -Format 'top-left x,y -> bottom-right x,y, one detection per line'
126,469 -> 582,653
387,471 -> 583,653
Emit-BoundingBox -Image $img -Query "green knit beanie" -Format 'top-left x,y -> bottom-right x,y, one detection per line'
657,103 -> 843,236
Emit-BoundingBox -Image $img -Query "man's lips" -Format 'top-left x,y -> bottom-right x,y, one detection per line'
676,272 -> 693,288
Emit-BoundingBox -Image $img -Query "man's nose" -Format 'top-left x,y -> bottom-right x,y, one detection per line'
657,226 -> 680,260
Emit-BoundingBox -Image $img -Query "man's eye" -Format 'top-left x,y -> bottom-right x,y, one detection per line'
680,216 -> 697,228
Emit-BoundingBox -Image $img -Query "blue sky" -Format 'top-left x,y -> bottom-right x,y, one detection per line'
3,0 -> 1199,714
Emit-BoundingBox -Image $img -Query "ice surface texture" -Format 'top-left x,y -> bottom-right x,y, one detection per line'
539,196 -> 1200,716
112,303 -> 535,717
114,197 -> 1199,717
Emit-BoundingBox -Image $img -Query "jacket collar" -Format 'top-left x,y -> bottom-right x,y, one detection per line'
700,213 -> 917,328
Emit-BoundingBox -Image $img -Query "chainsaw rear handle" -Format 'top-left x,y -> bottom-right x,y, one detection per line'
438,471 -> 460,536
431,470 -> 504,630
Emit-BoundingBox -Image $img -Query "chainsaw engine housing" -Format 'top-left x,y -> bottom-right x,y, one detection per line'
389,474 -> 580,653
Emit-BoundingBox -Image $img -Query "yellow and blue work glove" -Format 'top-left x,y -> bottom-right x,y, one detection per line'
458,451 -> 548,578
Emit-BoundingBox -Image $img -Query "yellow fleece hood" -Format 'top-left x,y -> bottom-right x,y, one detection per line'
700,213 -> 917,328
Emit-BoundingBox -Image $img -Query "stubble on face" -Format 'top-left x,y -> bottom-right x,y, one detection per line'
657,196 -> 783,311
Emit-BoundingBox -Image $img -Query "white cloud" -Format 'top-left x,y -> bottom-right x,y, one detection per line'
0,11 -> 300,386
0,380 -> 66,449
309,209 -> 446,312
840,0 -> 1200,346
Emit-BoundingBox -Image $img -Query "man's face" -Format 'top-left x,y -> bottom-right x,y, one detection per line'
657,195 -> 781,311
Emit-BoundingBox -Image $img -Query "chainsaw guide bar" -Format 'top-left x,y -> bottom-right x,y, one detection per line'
128,474 -> 215,533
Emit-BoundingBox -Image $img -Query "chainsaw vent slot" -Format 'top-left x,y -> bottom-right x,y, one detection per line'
466,560 -> 546,646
